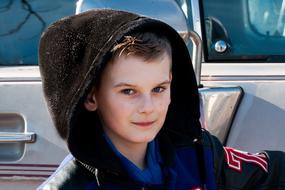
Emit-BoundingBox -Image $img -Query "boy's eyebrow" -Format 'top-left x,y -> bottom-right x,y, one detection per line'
113,80 -> 171,88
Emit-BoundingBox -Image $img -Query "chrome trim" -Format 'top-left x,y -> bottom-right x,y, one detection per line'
179,31 -> 202,86
180,0 -> 189,19
189,31 -> 202,86
179,31 -> 191,42
214,40 -> 227,53
0,66 -> 41,81
201,63 -> 285,81
199,86 -> 243,142
190,0 -> 203,40
202,76 -> 285,81
76,0 -> 84,14
0,132 -> 36,143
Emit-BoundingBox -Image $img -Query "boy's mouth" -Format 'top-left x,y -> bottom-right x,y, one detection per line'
131,121 -> 155,127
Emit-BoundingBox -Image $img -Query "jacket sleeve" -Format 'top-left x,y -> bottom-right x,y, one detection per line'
203,130 -> 285,190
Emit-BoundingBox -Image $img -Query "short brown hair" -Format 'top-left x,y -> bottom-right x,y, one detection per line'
93,32 -> 172,89
111,32 -> 172,62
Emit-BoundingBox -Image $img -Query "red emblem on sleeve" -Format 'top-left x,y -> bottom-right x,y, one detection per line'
224,147 -> 268,173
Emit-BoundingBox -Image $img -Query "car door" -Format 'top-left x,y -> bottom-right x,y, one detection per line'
190,0 -> 285,152
0,1 -> 74,189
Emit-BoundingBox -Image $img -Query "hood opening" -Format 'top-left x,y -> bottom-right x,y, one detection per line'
67,17 -> 202,167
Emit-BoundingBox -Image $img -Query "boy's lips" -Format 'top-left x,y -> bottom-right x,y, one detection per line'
131,121 -> 155,127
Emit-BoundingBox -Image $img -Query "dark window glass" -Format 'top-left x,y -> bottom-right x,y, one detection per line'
248,0 -> 284,37
0,0 -> 75,65
202,0 -> 285,62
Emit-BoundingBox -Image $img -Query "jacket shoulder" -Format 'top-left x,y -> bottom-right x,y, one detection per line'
37,158 -> 94,190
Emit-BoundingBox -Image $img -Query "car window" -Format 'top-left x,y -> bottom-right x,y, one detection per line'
201,0 -> 285,62
0,0 -> 75,66
248,0 -> 285,37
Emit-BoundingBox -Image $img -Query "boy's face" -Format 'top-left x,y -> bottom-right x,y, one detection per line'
86,53 -> 172,148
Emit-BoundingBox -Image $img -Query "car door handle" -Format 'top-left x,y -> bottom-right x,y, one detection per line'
0,132 -> 36,143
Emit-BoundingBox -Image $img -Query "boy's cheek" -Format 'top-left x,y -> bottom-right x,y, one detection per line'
156,97 -> 170,109
162,94 -> 171,109
160,99 -> 171,114
165,92 -> 172,106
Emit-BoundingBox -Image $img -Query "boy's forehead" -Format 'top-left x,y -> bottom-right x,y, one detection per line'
104,54 -> 172,84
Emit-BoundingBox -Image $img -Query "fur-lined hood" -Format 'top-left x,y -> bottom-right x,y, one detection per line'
39,9 -> 201,169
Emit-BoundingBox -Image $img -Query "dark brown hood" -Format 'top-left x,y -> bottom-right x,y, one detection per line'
39,9 -> 201,169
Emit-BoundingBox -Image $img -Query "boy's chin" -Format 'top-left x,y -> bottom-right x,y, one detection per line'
131,134 -> 157,144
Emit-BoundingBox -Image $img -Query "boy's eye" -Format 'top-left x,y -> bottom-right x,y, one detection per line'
152,86 -> 165,93
121,89 -> 136,95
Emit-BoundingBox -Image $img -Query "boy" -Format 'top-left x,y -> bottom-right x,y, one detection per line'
38,9 -> 285,189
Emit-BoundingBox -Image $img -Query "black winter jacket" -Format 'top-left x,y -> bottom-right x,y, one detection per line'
38,130 -> 285,189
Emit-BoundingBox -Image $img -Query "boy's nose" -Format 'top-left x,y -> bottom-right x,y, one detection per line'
138,95 -> 154,114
